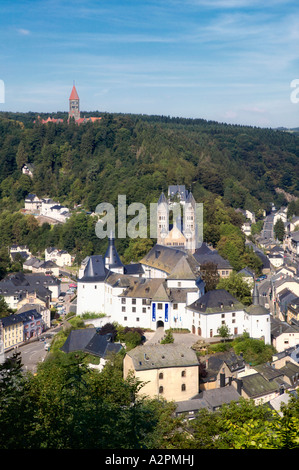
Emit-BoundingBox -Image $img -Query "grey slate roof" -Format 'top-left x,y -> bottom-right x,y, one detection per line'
60,327 -> 123,358
187,289 -> 244,313
1,309 -> 42,328
104,235 -> 124,270
193,248 -> 232,270
78,255 -> 108,282
127,343 -> 199,371
202,351 -> 246,383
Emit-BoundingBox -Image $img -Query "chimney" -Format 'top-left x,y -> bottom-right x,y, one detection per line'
237,379 -> 243,395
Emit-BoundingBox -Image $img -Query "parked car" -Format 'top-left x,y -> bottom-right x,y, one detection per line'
257,274 -> 267,282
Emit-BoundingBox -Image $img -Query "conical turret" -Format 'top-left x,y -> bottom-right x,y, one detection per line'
104,233 -> 124,273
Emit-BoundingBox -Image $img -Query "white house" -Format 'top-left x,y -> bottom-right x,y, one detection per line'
24,194 -> 42,211
45,247 -> 72,267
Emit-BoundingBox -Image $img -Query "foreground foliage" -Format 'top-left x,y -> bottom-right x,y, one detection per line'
0,351 -> 298,449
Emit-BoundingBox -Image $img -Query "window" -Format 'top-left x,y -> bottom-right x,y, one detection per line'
132,307 -> 136,313
124,317 -> 127,321
221,313 -> 225,318
142,307 -> 146,313
173,303 -> 178,310
181,371 -> 186,377
142,299 -> 147,305
122,298 -> 126,304
132,298 -> 136,305
159,386 -> 164,394
94,285 -> 97,289
181,384 -> 186,391
157,303 -> 163,310
159,372 -> 163,379
136,317 -> 139,322
122,307 -> 126,312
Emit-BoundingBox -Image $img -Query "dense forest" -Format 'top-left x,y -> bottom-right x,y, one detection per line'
0,111 -> 298,268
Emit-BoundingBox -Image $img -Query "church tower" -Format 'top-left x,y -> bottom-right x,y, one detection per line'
69,83 -> 80,121
157,192 -> 169,244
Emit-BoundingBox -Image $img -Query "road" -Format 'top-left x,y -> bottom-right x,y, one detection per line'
5,331 -> 57,373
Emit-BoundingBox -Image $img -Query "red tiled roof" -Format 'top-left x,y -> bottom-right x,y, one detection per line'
69,85 -> 79,100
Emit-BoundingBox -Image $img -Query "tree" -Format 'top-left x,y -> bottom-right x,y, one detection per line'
216,272 -> 252,305
161,329 -> 174,344
217,324 -> 231,341
274,218 -> 285,241
199,261 -> 220,291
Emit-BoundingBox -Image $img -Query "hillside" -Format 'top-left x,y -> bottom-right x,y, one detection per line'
1,111 -> 298,212
0,111 -> 298,265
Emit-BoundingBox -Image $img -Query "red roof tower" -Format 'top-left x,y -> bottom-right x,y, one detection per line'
69,83 -> 80,121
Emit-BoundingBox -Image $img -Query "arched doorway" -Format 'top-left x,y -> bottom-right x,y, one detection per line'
156,320 -> 164,328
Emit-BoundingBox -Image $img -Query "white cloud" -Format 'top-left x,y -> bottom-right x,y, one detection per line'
17,28 -> 30,35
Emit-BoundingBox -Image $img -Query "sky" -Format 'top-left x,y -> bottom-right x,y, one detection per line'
0,0 -> 299,128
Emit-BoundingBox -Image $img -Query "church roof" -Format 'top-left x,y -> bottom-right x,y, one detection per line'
69,85 -> 79,100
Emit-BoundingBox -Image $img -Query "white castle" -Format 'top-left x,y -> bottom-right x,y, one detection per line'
76,186 -> 271,344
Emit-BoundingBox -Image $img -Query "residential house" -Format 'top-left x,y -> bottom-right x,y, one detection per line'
60,327 -> 122,371
193,242 -> 233,278
0,309 -> 44,351
199,351 -> 246,391
284,231 -> 299,256
45,247 -> 72,267
287,296 -> 299,326
175,386 -> 241,418
233,369 -> 284,405
22,163 -> 34,178
271,317 -> 299,352
0,272 -> 60,309
17,302 -> 51,329
123,343 -> 200,402
24,193 -> 42,212
238,267 -> 255,288
0,315 -> 23,351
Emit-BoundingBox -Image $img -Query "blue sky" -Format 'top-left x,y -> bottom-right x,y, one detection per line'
0,0 -> 299,127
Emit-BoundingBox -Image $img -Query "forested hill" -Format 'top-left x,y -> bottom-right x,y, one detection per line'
0,111 -> 299,214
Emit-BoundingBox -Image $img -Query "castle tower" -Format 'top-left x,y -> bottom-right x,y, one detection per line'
69,83 -> 80,121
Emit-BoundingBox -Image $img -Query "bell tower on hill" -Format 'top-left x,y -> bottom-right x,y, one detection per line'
69,83 -> 80,121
